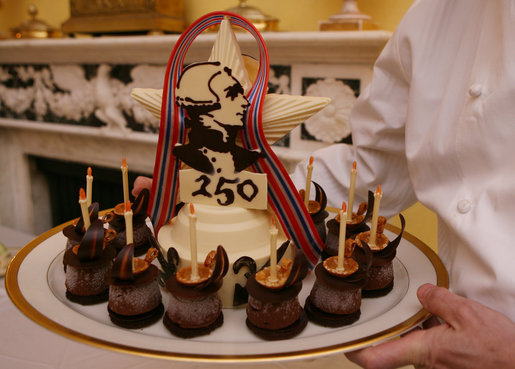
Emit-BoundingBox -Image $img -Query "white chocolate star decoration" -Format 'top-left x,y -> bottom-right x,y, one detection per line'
131,16 -> 331,145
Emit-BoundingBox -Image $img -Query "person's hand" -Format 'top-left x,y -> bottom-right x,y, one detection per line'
346,283 -> 515,369
132,176 -> 152,197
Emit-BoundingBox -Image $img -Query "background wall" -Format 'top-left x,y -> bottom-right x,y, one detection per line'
0,0 -> 414,35
0,0 -> 437,252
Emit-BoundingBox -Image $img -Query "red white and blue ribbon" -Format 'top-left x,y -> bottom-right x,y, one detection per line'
149,11 -> 324,267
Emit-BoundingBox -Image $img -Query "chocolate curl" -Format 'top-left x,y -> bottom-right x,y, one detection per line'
363,190 -> 375,223
112,243 -> 135,280
77,218 -> 104,261
206,245 -> 229,286
233,256 -> 257,278
312,181 -> 327,216
133,188 -> 150,223
283,250 -> 308,288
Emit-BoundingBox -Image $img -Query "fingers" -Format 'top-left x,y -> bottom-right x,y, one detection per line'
132,176 -> 152,197
417,284 -> 466,329
346,329 -> 431,369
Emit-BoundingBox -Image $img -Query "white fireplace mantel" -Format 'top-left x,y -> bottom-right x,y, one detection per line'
0,31 -> 389,65
0,31 -> 390,235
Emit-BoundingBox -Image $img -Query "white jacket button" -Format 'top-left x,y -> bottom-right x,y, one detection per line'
457,199 -> 472,213
469,84 -> 482,97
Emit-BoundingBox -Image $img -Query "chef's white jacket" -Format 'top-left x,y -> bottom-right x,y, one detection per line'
292,0 -> 515,320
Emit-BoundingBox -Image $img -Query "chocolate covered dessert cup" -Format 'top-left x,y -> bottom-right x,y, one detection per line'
106,244 -> 163,329
306,239 -> 372,327
354,214 -> 405,297
64,218 -> 116,305
163,246 -> 229,338
245,245 -> 309,340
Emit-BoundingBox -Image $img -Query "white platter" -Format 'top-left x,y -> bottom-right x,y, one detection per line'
6,217 -> 448,363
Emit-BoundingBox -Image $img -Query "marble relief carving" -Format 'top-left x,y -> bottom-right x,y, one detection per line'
0,63 -> 163,133
0,64 -> 291,142
301,77 -> 360,144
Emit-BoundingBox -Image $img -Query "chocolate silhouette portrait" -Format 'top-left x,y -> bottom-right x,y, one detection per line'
174,61 -> 262,175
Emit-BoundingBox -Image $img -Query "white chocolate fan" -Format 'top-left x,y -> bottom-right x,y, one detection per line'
131,16 -> 330,144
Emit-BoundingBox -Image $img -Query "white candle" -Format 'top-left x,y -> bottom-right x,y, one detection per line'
79,188 -> 90,231
347,161 -> 357,222
337,202 -> 347,270
369,185 -> 382,247
269,216 -> 279,282
121,158 -> 129,205
304,156 -> 314,209
189,203 -> 199,281
86,167 -> 93,207
124,201 -> 133,245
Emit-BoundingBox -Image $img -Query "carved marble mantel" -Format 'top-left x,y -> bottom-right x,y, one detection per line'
0,31 -> 390,235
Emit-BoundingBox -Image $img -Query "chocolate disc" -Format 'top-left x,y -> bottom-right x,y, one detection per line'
166,274 -> 222,300
246,274 -> 302,303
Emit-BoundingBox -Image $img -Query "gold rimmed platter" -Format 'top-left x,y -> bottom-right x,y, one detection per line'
6,217 -> 448,363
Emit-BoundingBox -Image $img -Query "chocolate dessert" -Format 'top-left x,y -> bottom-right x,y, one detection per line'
245,244 -> 309,340
324,190 -> 374,258
306,239 -> 372,327
105,244 -> 164,329
64,218 -> 116,305
163,246 -> 229,338
354,214 -> 405,297
104,188 -> 153,256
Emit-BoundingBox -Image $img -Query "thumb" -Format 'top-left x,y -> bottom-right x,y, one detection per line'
346,329 -> 431,369
417,283 -> 464,328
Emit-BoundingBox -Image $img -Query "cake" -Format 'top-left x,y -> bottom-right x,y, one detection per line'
354,213 -> 405,297
63,218 -> 116,305
105,244 -> 164,329
104,188 -> 153,256
134,13 -> 330,312
163,245 -> 229,338
305,239 -> 372,327
324,190 -> 374,258
245,244 -> 309,340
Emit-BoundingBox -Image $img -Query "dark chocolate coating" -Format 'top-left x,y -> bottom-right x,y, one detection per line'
106,263 -> 159,287
63,244 -> 116,268
246,275 -> 303,303
163,311 -> 224,339
108,303 -> 164,329
65,289 -> 109,305
165,274 -> 223,300
245,311 -> 308,341
305,297 -> 361,327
